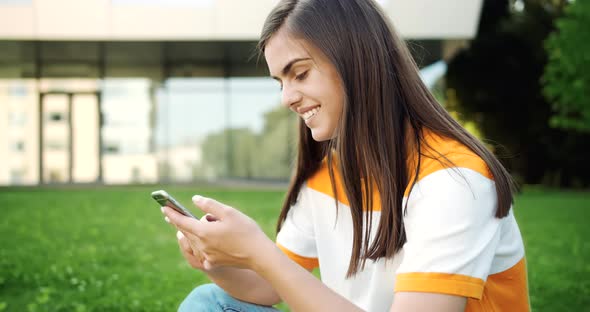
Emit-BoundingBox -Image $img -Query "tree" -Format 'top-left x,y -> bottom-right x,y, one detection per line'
199,105 -> 298,180
543,0 -> 590,132
253,106 -> 298,179
201,128 -> 258,178
446,0 -> 590,187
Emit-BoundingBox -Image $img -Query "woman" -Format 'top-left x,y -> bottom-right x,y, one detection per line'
162,0 -> 530,311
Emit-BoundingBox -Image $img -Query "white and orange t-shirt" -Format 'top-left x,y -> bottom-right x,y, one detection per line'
276,132 -> 530,311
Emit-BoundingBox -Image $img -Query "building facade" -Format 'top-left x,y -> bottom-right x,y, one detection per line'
0,0 -> 483,185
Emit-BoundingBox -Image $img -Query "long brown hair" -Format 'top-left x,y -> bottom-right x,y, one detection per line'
259,0 -> 516,277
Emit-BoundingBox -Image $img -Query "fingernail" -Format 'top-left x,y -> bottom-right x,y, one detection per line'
164,216 -> 170,223
161,206 -> 165,213
176,231 -> 184,240
192,195 -> 203,203
205,214 -> 218,222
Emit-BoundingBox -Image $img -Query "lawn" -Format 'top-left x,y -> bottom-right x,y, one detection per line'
0,185 -> 588,311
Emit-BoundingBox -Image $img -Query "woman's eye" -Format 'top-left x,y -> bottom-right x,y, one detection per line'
295,71 -> 309,81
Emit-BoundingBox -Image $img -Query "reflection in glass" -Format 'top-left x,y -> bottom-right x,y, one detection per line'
0,79 -> 39,185
157,76 -> 295,181
157,78 -> 226,181
102,78 -> 156,184
0,76 -> 298,185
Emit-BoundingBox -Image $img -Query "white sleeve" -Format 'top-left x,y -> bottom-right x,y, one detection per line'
276,184 -> 319,269
395,168 -> 503,299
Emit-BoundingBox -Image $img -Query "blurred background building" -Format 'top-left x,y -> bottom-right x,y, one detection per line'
0,0 -> 483,185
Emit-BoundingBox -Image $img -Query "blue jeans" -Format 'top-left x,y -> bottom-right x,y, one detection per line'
178,283 -> 281,312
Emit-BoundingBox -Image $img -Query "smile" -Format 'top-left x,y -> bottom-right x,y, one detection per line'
303,106 -> 320,121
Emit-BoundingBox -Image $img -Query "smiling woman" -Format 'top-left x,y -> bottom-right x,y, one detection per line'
265,30 -> 345,141
162,1 -> 530,312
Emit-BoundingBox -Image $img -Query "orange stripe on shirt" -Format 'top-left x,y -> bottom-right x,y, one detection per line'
307,130 -> 493,208
307,158 -> 386,211
307,158 -> 350,207
395,272 -> 485,299
405,131 -> 493,196
465,257 -> 530,312
395,258 -> 530,311
276,243 -> 319,270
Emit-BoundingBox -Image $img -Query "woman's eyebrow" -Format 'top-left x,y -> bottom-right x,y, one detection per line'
271,57 -> 312,81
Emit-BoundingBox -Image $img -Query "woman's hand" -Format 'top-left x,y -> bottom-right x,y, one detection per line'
168,212 -> 212,271
175,230 -> 208,270
162,195 -> 274,271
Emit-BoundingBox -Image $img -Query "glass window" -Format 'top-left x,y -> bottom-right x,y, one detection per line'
227,77 -> 295,179
156,76 -> 297,181
48,112 -> 64,122
8,111 -> 27,126
157,78 -> 226,181
8,84 -> 28,97
102,78 -> 157,184
102,79 -> 151,155
103,142 -> 120,154
46,140 -> 65,150
0,79 -> 38,186
10,169 -> 23,184
11,140 -> 24,152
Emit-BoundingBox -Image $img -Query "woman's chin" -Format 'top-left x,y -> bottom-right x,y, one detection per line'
310,128 -> 331,142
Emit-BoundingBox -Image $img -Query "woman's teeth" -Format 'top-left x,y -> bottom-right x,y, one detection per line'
303,107 -> 320,120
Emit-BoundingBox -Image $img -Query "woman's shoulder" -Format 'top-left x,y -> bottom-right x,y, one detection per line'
304,158 -> 349,204
409,129 -> 493,187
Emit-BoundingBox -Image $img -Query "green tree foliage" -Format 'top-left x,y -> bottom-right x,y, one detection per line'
252,107 -> 298,179
446,0 -> 590,187
201,128 -> 258,178
543,0 -> 590,132
200,105 -> 298,180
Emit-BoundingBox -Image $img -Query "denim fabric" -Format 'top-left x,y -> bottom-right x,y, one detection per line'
178,283 -> 281,312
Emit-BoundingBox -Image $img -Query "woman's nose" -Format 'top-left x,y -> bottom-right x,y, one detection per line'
281,84 -> 302,109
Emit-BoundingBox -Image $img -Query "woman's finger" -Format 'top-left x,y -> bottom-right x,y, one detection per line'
163,206 -> 206,237
176,231 -> 193,254
163,213 -> 179,231
178,230 -> 205,256
192,195 -> 229,220
179,244 -> 204,269
177,232 -> 206,269
179,228 -> 205,247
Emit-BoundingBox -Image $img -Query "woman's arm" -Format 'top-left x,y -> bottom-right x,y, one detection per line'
253,239 -> 364,312
165,196 -> 466,312
390,292 -> 466,312
254,243 -> 467,312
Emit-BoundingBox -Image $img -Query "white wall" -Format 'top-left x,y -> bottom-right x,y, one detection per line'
0,0 -> 483,40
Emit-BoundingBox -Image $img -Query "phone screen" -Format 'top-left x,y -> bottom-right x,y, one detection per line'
151,190 -> 197,219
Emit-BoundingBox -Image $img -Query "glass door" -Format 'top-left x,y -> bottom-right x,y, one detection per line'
40,91 -> 100,184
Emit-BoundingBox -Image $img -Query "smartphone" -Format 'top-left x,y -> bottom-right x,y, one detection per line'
151,190 -> 197,219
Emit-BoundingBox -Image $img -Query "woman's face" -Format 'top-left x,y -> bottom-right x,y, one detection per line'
264,29 -> 345,142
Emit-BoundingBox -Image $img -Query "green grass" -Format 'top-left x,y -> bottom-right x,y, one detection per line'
0,186 -> 588,311
512,187 -> 590,311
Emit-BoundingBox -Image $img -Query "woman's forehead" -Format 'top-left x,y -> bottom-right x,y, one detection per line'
265,32 -> 311,70
266,32 -> 336,81
264,31 -> 310,62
